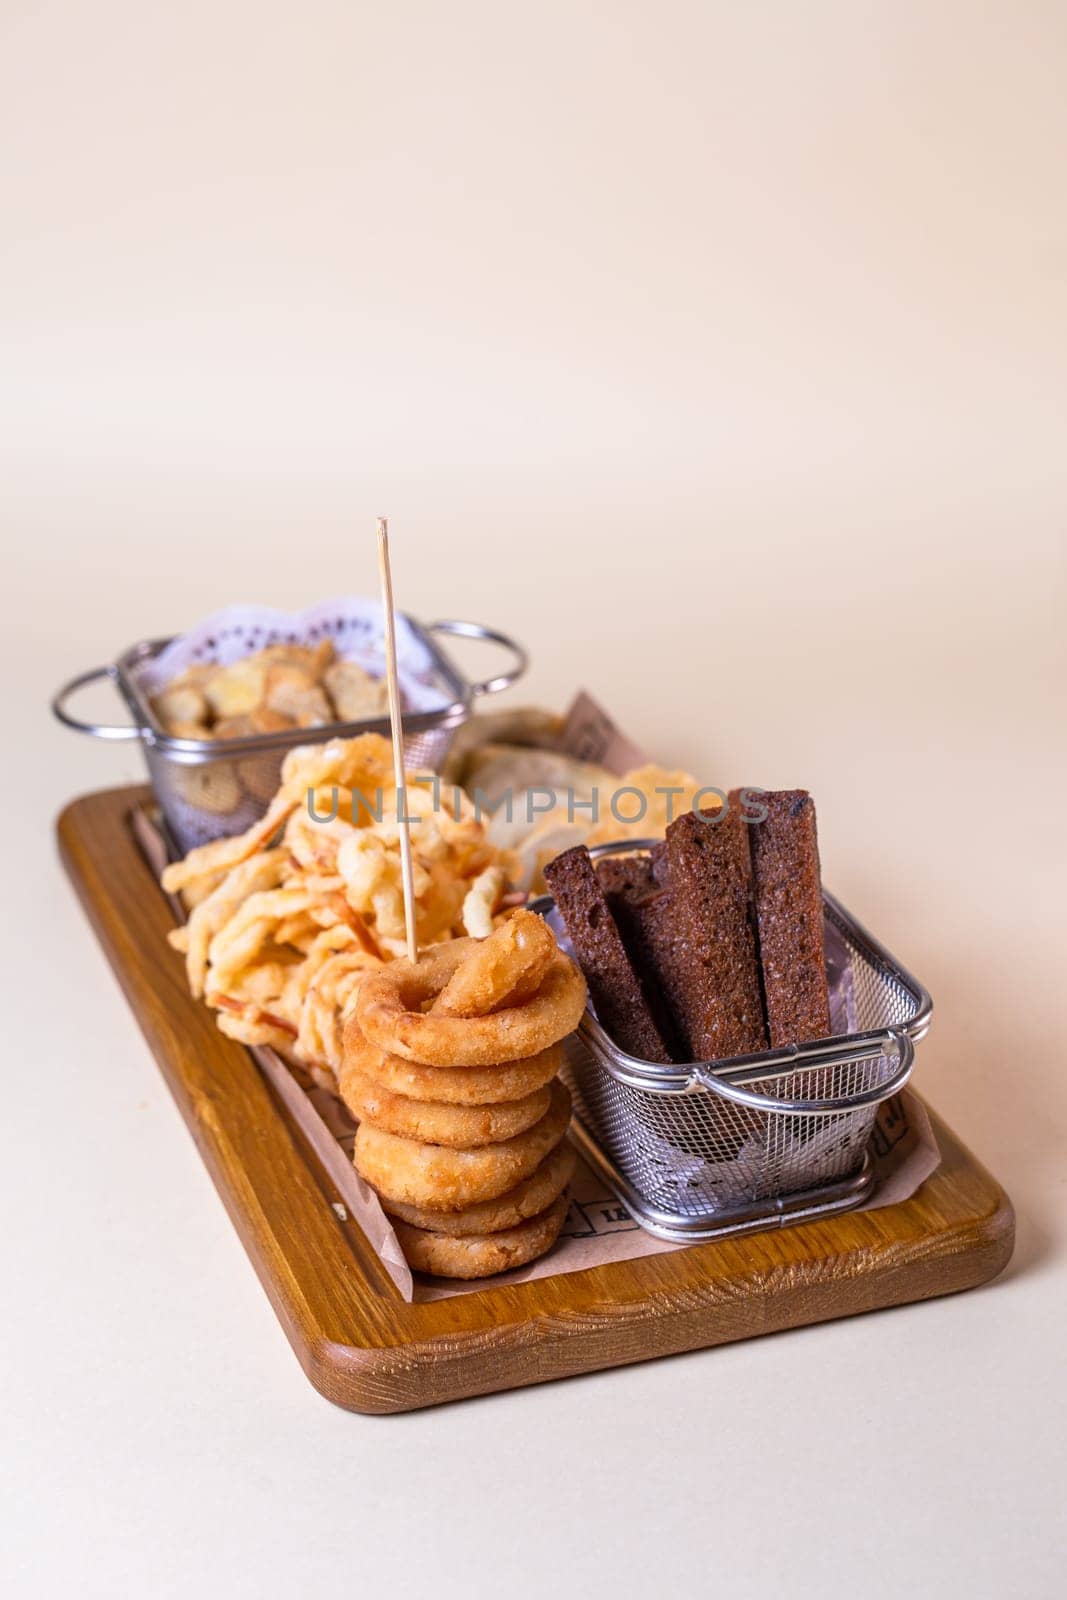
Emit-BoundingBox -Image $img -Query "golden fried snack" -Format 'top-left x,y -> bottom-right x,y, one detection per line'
431,908 -> 556,1018
459,863 -> 507,939
342,1030 -> 562,1105
340,1070 -> 551,1148
324,659 -> 389,720
204,658 -> 268,719
171,762 -> 243,816
162,734 -> 526,1084
205,885 -> 318,992
151,637 -> 392,741
353,1079 -> 571,1208
237,755 -> 286,806
381,1141 -> 574,1236
356,946 -> 586,1067
216,1006 -> 295,1052
295,949 -> 380,1080
260,640 -> 335,675
585,765 -> 703,847
333,848 -> 579,1276
175,847 -> 289,997
163,787 -> 301,894
161,735 -> 396,895
264,665 -> 332,726
391,1193 -> 569,1280
155,684 -> 210,732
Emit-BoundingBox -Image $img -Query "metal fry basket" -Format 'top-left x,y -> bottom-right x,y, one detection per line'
52,612 -> 526,853
541,841 -> 933,1242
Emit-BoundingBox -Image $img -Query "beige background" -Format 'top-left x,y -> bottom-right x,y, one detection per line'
3,2 -> 1065,1597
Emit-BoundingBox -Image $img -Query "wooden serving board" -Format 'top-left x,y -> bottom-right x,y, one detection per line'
58,786 -> 1015,1414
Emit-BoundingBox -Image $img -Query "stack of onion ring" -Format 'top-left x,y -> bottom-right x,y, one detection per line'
341,909 -> 585,1279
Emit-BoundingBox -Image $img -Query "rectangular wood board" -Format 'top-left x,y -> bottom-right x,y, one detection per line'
58,786 -> 1015,1414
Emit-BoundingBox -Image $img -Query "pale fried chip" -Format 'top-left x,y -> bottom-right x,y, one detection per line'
204,659 -> 267,719
259,640 -> 334,675
153,685 -> 210,731
151,637 -> 357,744
171,761 -> 244,816
238,752 -> 287,806
323,659 -> 389,721
264,664 -> 332,726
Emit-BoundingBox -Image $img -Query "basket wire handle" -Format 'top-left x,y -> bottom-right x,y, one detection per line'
51,665 -> 145,742
427,620 -> 528,697
690,1028 -> 915,1115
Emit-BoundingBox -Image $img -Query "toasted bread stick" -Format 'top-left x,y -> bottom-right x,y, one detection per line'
544,846 -> 673,1063
664,806 -> 767,1060
748,790 -> 831,1047
596,854 -> 686,1060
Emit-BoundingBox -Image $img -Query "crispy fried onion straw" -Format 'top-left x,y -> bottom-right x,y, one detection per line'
162,735 -> 522,1074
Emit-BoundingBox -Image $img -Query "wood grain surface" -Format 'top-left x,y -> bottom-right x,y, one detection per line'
57,785 -> 1015,1414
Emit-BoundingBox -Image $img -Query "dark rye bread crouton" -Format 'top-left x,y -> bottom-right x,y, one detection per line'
595,854 -> 686,1061
664,807 -> 768,1061
748,790 -> 831,1047
543,846 -> 673,1063
594,854 -> 655,896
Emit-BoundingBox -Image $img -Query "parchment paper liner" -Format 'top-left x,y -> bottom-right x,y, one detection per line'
136,798 -> 939,1308
234,1021 -> 938,1305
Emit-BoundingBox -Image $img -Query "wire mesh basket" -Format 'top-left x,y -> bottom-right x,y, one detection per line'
52,613 -> 526,853
542,841 -> 932,1242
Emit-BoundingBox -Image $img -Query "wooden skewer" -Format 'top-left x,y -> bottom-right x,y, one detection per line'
376,517 -> 419,965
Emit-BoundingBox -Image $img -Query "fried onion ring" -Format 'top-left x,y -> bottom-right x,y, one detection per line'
392,1193 -> 569,1279
353,1080 -> 571,1207
341,1021 -> 562,1105
381,1141 -> 574,1236
340,1071 -> 551,1147
431,908 -> 556,1018
355,948 -> 586,1066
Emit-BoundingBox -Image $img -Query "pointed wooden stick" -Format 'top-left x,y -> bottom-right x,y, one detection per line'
376,518 -> 419,965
